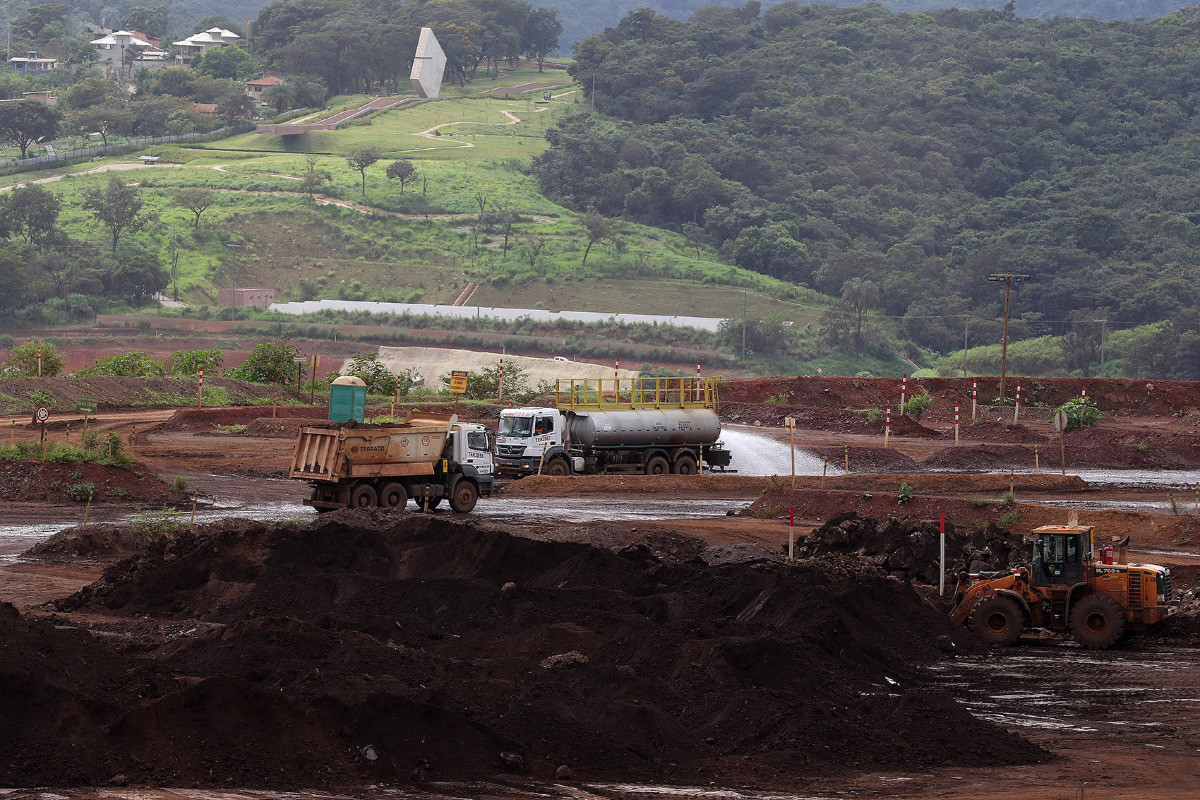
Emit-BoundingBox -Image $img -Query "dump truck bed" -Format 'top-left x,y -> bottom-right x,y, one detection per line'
290,418 -> 452,482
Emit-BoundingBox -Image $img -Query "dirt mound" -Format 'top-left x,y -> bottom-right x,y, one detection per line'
811,445 -> 920,473
24,512 -> 1047,788
0,460 -> 181,504
887,414 -> 942,438
922,444 -> 1040,472
27,521 -> 171,561
923,429 -> 1200,470
148,406 -> 322,435
0,376 -> 279,415
796,512 -> 1031,584
948,421 -> 1046,443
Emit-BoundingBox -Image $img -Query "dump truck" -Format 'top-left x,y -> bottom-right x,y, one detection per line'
290,411 -> 494,513
495,376 -> 733,477
951,522 -> 1174,649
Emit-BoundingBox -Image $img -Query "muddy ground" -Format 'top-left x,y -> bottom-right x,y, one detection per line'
6,374 -> 1200,798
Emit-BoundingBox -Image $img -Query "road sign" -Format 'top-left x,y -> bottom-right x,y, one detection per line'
784,416 -> 796,429
449,370 -> 469,394
75,398 -> 98,415
35,406 -> 49,422
1053,409 -> 1069,432
293,355 -> 307,363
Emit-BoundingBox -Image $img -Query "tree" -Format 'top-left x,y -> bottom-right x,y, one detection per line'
492,200 -> 518,257
0,185 -> 61,246
345,145 -> 381,197
122,3 -> 169,37
300,154 -> 330,196
196,46 -> 258,81
69,103 -> 133,146
226,340 -> 305,384
172,188 -> 217,229
841,277 -> 880,350
580,209 -> 617,265
6,339 -> 64,376
342,353 -> 408,395
82,175 -> 148,250
76,351 -> 168,377
522,8 -> 562,71
386,159 -> 417,191
0,101 -> 60,159
169,348 -> 223,375
102,241 -> 166,303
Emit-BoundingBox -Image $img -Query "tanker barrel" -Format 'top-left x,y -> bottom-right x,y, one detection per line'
568,408 -> 721,448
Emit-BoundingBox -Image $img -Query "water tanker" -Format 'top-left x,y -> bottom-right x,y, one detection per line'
495,377 -> 733,477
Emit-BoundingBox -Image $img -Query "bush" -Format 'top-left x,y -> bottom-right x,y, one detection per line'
1053,397 -> 1101,430
897,483 -> 915,504
342,352 -> 408,395
170,348 -> 223,375
130,508 -> 185,536
65,481 -> 96,502
6,339 -> 65,376
905,392 -> 932,420
75,351 -> 167,377
226,340 -> 305,384
172,475 -> 189,493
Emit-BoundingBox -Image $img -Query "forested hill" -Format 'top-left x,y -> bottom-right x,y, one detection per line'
533,4 -> 1200,374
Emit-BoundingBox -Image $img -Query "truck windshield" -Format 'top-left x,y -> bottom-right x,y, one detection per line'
500,416 -> 532,436
467,431 -> 490,451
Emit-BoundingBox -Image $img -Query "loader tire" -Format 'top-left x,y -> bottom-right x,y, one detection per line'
969,594 -> 1024,646
645,456 -> 670,476
545,458 -> 570,477
1070,593 -> 1125,650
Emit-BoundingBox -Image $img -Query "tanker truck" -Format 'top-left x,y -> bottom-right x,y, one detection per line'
495,376 -> 733,477
290,411 -> 494,512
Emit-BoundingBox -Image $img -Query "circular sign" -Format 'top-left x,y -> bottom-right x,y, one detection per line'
1053,409 -> 1069,432
400,436 -> 409,447
421,436 -> 430,447
35,406 -> 48,422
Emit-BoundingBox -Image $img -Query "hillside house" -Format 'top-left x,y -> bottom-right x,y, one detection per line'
8,52 -> 58,73
246,75 -> 286,101
173,28 -> 240,67
90,30 -> 168,75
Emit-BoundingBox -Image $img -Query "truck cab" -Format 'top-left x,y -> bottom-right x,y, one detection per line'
496,407 -> 569,475
447,422 -> 496,495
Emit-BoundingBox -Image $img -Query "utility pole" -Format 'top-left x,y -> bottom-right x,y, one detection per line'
1098,317 -> 1108,373
166,226 -> 185,301
987,273 -> 1030,401
962,314 -> 970,378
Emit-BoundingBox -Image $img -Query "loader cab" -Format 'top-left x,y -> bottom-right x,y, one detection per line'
1031,525 -> 1093,588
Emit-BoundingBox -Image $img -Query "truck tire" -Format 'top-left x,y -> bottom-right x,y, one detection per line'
379,482 -> 407,510
968,594 -> 1024,646
645,455 -> 670,476
448,479 -> 479,513
349,483 -> 378,509
545,458 -> 569,477
1070,593 -> 1126,650
673,454 -> 698,475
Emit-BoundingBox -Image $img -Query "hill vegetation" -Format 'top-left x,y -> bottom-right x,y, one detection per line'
535,3 -> 1200,378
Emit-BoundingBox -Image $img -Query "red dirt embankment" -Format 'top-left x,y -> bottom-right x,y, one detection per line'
4,512 -> 1046,789
0,460 -> 181,504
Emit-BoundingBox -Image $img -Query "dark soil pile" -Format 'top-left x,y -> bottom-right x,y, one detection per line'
147,406 -> 322,435
924,428 -> 1200,470
946,421 -> 1047,443
810,445 -> 920,473
27,521 -> 170,561
0,460 -> 181,504
923,444 -> 1042,472
0,376 -> 279,415
8,512 -> 1047,789
795,512 -> 1031,585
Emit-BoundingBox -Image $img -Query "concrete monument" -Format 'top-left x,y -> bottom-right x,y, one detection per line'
410,27 -> 447,99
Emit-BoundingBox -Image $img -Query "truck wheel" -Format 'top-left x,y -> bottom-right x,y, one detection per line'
673,454 -> 698,475
449,480 -> 479,513
968,594 -> 1024,646
545,458 -> 569,477
1070,593 -> 1126,649
645,456 -> 670,476
379,482 -> 407,510
349,483 -> 378,509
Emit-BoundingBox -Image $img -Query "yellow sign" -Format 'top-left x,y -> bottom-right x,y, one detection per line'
449,370 -> 469,394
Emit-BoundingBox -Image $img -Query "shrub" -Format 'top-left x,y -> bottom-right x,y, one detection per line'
971,497 -> 991,508
999,510 -> 1020,526
752,505 -> 778,519
1053,397 -> 1101,430
1001,491 -> 1016,505
75,351 -> 167,377
6,339 -> 65,376
897,483 -> 915,504
169,348 -> 223,375
905,392 -> 932,420
130,508 -> 185,536
65,481 -> 95,502
172,475 -> 189,493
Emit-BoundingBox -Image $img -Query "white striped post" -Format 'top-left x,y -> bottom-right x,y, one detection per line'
1013,381 -> 1022,425
198,368 -> 203,409
900,373 -> 907,416
497,358 -> 504,401
1082,385 -> 1087,400
971,378 -> 977,421
884,403 -> 891,448
954,402 -> 960,445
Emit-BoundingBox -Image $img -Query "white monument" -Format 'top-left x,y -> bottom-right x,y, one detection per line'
410,27 -> 447,99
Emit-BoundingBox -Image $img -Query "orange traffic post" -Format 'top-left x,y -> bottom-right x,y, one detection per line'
82,488 -> 94,526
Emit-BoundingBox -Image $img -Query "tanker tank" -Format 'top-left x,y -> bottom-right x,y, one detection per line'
567,408 -> 722,448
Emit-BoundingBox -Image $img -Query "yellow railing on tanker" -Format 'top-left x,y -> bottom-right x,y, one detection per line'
553,376 -> 719,411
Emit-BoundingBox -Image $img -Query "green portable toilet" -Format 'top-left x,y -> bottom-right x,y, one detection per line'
329,375 -> 367,423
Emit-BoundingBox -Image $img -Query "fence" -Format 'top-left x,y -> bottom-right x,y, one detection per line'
0,124 -> 256,173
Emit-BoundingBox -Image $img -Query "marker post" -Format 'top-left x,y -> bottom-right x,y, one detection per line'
1013,381 -> 1022,425
954,403 -> 960,446
1034,443 -> 1040,474
843,441 -> 849,476
900,374 -> 907,417
884,404 -> 891,449
972,379 -> 977,422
